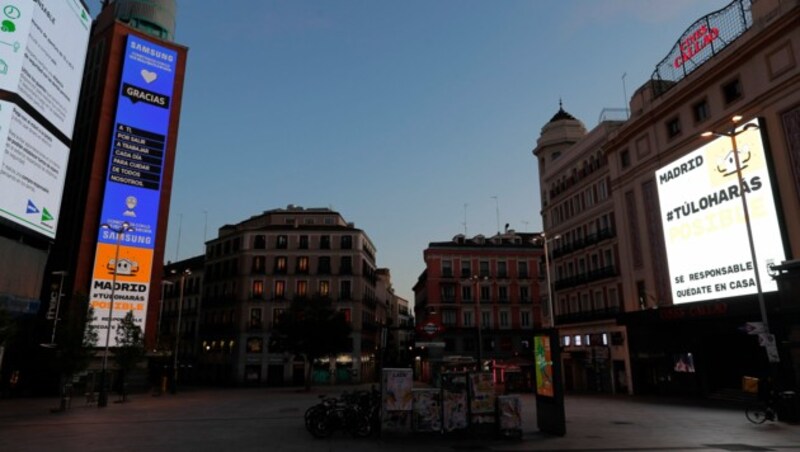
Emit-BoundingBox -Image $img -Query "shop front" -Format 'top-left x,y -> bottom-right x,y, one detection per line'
620,296 -> 779,397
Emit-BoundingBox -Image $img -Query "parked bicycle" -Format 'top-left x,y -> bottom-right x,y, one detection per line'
745,402 -> 777,424
744,391 -> 795,424
304,389 -> 379,438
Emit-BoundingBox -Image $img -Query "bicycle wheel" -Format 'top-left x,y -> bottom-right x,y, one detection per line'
308,411 -> 334,439
745,405 -> 768,424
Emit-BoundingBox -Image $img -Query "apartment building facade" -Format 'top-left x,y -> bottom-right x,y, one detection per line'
196,206 -> 382,385
413,231 -> 543,387
533,106 -> 632,394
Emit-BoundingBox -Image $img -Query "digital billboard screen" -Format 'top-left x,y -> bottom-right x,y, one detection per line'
655,118 -> 785,304
0,0 -> 90,239
88,35 -> 177,347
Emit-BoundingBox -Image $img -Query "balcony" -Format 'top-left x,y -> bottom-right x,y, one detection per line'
552,227 -> 616,258
554,265 -> 618,290
555,306 -> 621,325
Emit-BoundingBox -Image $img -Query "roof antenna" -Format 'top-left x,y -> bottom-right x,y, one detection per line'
491,195 -> 500,234
462,203 -> 468,236
622,72 -> 630,119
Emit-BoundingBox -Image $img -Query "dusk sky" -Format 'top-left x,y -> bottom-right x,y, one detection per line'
91,0 -> 731,302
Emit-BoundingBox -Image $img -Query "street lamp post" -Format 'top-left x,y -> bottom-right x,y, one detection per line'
98,221 -> 133,408
538,233 -> 560,328
156,280 -> 174,351
172,269 -> 190,394
702,116 -> 772,348
471,274 -> 488,369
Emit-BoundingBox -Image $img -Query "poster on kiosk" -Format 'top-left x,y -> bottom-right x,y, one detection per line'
534,329 -> 566,436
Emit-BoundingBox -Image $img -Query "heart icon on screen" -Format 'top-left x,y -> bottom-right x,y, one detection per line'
140,69 -> 157,83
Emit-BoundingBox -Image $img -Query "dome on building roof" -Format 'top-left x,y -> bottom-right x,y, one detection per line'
547,100 -> 577,123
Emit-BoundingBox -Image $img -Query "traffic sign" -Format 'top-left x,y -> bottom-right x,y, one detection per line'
741,322 -> 765,335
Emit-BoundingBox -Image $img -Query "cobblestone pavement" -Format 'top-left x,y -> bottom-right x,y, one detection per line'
1,386 -> 798,452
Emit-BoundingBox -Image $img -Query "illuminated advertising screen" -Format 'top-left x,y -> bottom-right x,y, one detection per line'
656,118 -> 785,304
534,335 -> 554,397
0,0 -> 90,238
88,35 -> 177,347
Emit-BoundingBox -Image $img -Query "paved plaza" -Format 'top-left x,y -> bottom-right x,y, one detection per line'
1,386 -> 798,451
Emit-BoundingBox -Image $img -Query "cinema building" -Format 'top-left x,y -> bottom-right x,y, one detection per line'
604,0 -> 799,396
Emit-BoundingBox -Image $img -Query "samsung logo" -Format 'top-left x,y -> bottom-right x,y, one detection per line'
130,41 -> 175,62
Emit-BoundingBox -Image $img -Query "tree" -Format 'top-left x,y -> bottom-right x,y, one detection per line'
114,311 -> 144,402
54,296 -> 98,389
273,296 -> 351,390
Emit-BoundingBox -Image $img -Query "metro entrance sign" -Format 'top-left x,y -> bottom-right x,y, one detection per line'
416,319 -> 444,338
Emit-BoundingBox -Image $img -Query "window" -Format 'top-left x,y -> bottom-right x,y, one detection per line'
299,235 -> 309,249
249,308 -> 262,329
461,285 -> 472,302
498,286 -> 508,303
319,281 -> 330,297
517,261 -> 528,278
598,179 -> 608,200
594,290 -> 604,311
341,235 -> 353,249
340,256 -> 352,275
461,261 -> 471,278
497,261 -> 507,278
608,287 -> 619,308
253,235 -> 266,250
722,78 -> 742,104
442,260 -> 453,277
441,284 -> 455,302
481,311 -> 491,328
296,256 -> 309,273
479,261 -> 489,277
274,280 -> 285,299
246,337 -> 263,354
692,99 -> 710,123
272,308 -> 285,326
320,235 -> 331,249
340,280 -> 351,300
340,308 -> 351,323
666,117 -> 681,138
296,280 -> 308,297
520,311 -> 531,328
252,280 -> 264,299
251,256 -> 265,273
274,256 -> 287,274
480,285 -> 490,302
442,310 -> 456,326
318,256 -> 331,275
499,311 -> 510,328
276,235 -> 288,249
620,149 -> 631,169
463,310 -> 474,327
519,286 -> 530,303
581,293 -> 591,312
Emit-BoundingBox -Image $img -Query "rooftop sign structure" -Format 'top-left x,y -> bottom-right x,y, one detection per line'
651,0 -> 752,97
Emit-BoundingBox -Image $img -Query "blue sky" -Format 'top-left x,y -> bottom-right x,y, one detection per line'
91,0 -> 731,302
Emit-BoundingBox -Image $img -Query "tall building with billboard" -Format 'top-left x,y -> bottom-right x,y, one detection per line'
0,0 -> 186,392
0,0 -> 92,390
605,0 -> 800,396
533,0 -> 800,397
